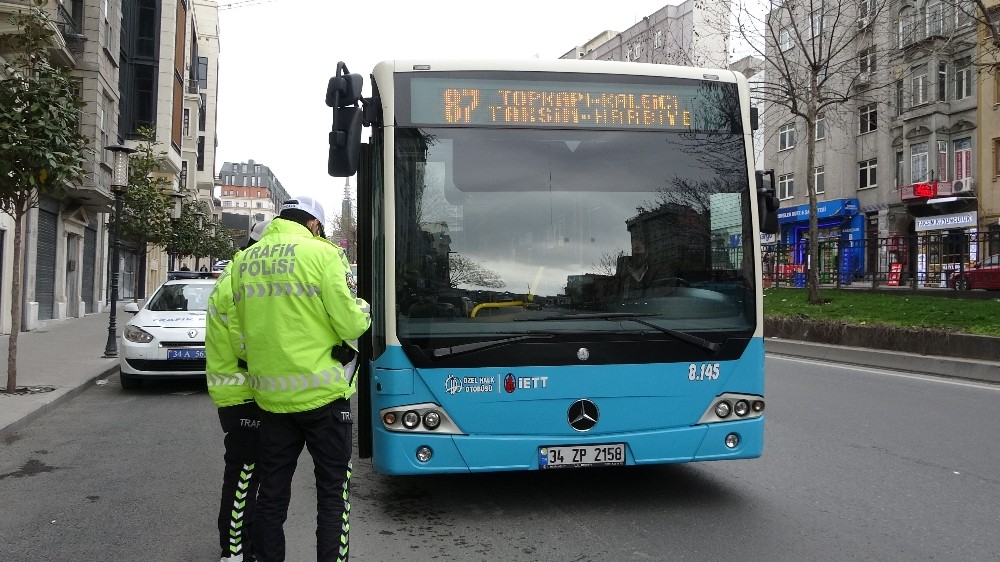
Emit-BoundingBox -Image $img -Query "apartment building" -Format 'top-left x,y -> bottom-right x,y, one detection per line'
561,0 -> 730,69
759,0 -> 996,285
0,0 -> 123,333
217,159 -> 290,244
119,0 -> 220,297
978,1 -> 1000,251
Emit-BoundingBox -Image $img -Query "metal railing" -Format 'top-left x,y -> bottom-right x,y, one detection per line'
762,231 -> 1000,289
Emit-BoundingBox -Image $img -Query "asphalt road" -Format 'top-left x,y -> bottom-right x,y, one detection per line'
1,356 -> 998,561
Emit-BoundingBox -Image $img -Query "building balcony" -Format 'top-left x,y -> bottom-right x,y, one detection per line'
0,0 -> 78,66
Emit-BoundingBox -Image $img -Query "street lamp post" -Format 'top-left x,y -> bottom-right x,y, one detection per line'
169,191 -> 184,271
103,145 -> 136,358
193,209 -> 205,269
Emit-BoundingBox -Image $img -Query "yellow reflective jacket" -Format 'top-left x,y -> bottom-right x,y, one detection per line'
229,218 -> 371,413
205,260 -> 250,407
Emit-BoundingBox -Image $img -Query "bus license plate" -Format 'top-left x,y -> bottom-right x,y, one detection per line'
167,348 -> 205,359
539,443 -> 625,469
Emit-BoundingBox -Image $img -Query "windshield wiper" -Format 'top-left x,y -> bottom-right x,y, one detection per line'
521,313 -> 721,353
429,333 -> 554,359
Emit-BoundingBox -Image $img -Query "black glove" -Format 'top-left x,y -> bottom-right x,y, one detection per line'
331,343 -> 357,365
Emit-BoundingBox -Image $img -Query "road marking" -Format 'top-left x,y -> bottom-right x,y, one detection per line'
768,354 -> 1000,391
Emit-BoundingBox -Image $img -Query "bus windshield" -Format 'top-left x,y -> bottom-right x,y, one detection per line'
393,81 -> 755,353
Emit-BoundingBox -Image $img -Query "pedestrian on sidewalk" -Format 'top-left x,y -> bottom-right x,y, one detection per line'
230,196 -> 371,562
206,219 -> 271,562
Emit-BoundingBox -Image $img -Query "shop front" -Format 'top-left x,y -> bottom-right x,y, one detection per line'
775,198 -> 863,286
913,210 -> 978,287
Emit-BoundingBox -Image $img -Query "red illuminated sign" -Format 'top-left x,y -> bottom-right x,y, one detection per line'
913,181 -> 938,198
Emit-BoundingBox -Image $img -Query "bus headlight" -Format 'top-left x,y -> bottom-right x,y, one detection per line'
697,393 -> 765,424
422,410 -> 442,430
725,433 -> 740,448
415,446 -> 433,463
401,410 -> 420,429
734,400 -> 750,417
379,403 -> 463,434
714,401 -> 732,418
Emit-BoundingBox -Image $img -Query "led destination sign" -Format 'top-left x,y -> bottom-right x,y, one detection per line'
408,76 -> 738,131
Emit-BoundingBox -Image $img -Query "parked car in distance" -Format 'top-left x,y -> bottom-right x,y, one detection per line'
119,272 -> 217,389
211,259 -> 230,272
948,254 -> 1000,291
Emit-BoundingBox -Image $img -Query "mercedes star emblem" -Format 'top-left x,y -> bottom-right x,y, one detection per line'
187,329 -> 198,338
567,399 -> 599,431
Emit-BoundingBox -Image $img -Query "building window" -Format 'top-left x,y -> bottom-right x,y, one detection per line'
811,11 -> 823,38
954,137 -> 972,180
859,159 -> 877,189
224,200 -> 233,207
911,64 -> 928,106
101,0 -> 112,52
183,108 -> 190,137
938,140 -> 948,181
895,151 -> 904,187
859,0 -> 875,21
895,80 -> 904,115
858,47 -> 876,74
778,122 -> 796,150
778,173 -> 794,199
654,30 -> 663,48
256,202 -> 263,208
927,2 -> 944,36
98,94 -> 112,163
938,61 -> 948,101
955,57 -> 972,100
779,27 -> 793,51
814,166 -> 825,194
911,143 -> 929,183
197,56 -> 208,89
197,135 -> 205,171
815,114 -> 826,140
993,138 -> 1000,177
859,103 -> 877,134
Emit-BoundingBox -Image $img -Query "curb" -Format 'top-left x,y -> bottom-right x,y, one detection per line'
0,365 -> 120,441
765,338 -> 1000,385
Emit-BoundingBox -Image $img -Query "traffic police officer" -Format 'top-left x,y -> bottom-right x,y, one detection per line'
228,196 -> 370,562
207,219 -> 271,562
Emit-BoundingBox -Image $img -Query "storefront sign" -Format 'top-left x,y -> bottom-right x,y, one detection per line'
914,211 -> 978,232
777,199 -> 859,224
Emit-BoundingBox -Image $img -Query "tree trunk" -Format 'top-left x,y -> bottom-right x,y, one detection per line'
6,201 -> 27,393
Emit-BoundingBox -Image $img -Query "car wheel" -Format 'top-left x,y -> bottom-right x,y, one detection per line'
119,372 -> 142,389
954,277 -> 970,291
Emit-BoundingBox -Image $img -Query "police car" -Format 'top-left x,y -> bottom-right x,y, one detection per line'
119,271 -> 216,389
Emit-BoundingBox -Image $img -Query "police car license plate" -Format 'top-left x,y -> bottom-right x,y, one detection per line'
539,443 -> 625,469
167,348 -> 205,359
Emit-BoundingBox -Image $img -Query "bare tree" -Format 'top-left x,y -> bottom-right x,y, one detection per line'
447,253 -> 506,289
732,0 -> 902,303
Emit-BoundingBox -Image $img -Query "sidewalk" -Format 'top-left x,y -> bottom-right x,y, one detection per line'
0,307 -> 119,439
1,311 -> 998,440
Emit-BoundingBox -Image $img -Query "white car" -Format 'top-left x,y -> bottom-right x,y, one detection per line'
119,273 -> 217,389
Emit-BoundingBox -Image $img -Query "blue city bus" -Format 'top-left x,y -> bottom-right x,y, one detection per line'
327,59 -> 779,475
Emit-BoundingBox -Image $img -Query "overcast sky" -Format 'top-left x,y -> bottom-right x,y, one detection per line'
214,0 -> 683,221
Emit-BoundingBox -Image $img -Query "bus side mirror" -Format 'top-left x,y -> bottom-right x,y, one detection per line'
755,169 -> 779,234
327,63 -> 366,177
326,72 -> 364,108
329,107 -> 363,177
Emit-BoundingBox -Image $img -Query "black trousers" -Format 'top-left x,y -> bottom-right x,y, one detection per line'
217,401 -> 262,560
253,400 -> 353,562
